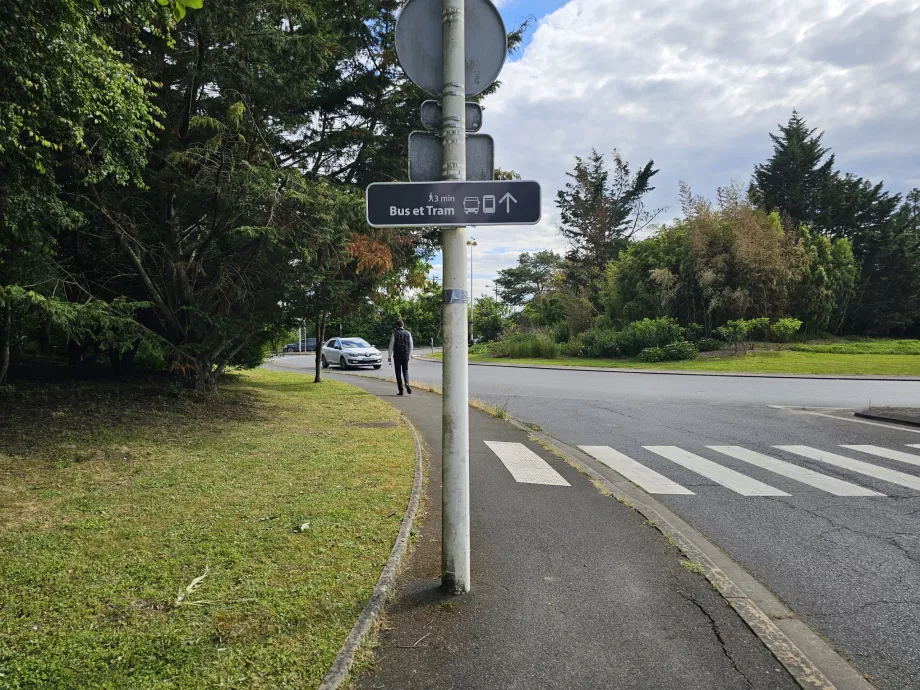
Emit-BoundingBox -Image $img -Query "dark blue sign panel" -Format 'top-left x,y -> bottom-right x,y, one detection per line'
366,180 -> 541,228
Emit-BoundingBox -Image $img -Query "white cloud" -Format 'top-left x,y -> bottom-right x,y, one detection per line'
450,0 -> 920,299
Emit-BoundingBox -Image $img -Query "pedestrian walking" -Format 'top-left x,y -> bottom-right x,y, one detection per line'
388,319 -> 413,396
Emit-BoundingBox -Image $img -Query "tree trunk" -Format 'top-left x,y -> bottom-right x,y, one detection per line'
0,303 -> 11,385
314,312 -> 326,383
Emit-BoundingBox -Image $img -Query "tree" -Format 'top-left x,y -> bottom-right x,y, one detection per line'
494,251 -> 561,306
793,228 -> 857,335
749,110 -> 837,228
68,0 -> 438,390
682,184 -> 807,329
850,189 -> 920,335
471,297 -> 508,342
556,149 -> 660,302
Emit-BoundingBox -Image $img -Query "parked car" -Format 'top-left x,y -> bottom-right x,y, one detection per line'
283,338 -> 316,353
321,337 -> 383,370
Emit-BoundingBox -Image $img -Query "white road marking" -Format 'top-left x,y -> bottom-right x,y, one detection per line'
775,446 -> 920,492
766,406 -> 920,434
644,446 -> 790,496
709,446 -> 883,497
484,441 -> 570,486
580,446 -> 695,495
842,445 -> 920,469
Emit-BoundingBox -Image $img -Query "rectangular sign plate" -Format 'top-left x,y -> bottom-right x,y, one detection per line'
408,132 -> 494,182
420,101 -> 483,132
366,180 -> 542,228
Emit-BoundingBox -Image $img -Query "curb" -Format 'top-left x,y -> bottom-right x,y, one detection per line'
413,356 -> 920,382
854,411 -> 920,428
318,412 -> 425,690
518,424 -> 875,690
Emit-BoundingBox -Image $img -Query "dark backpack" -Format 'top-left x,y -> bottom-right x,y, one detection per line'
393,328 -> 411,354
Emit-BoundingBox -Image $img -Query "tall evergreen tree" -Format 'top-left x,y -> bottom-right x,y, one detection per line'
749,110 -> 836,227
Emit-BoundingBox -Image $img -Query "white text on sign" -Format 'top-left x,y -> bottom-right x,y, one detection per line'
390,206 -> 456,217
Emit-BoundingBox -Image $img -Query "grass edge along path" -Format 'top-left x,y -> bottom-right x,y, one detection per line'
0,370 -> 415,689
427,350 -> 920,376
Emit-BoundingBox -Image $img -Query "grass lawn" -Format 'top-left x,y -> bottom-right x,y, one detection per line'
428,344 -> 920,376
0,369 -> 415,689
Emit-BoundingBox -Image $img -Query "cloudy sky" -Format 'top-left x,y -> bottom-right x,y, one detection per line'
425,0 -> 920,300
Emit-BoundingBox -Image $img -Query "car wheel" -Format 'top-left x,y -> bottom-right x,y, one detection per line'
340,356 -> 349,370
321,355 -> 329,369
373,365 -> 382,370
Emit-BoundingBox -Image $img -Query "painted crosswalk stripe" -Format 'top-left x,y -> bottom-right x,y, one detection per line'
580,446 -> 694,495
775,446 -> 920,492
709,446 -> 883,497
842,445 -> 920,469
484,441 -> 570,486
644,446 -> 789,496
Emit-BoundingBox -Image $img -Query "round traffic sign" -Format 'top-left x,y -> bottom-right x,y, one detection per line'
395,0 -> 507,97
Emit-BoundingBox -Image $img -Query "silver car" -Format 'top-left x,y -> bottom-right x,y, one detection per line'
321,337 -> 383,370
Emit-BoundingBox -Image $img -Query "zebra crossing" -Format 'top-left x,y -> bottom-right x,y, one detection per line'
484,441 -> 920,497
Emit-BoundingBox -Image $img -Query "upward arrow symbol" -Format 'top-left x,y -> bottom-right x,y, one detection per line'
499,193 -> 517,213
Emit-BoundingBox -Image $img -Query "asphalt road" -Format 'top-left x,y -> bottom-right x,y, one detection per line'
274,355 -> 920,690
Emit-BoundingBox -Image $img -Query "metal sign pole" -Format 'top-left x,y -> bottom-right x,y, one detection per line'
440,0 -> 470,594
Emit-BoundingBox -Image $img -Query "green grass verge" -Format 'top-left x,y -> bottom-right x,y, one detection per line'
427,349 -> 920,376
0,370 -> 414,689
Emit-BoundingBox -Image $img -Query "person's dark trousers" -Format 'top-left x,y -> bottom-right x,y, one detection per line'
394,353 -> 411,394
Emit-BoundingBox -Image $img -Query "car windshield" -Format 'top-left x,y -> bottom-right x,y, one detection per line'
341,339 -> 371,349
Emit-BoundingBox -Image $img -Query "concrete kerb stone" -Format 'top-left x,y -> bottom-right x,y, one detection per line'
413,355 -> 920,382
516,423 -> 876,690
318,412 -> 425,690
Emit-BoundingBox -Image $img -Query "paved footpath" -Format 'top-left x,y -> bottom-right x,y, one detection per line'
321,373 -> 798,690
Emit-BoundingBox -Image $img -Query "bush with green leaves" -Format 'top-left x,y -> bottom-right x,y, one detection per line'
638,342 -> 698,363
553,321 -> 571,344
662,342 -> 698,361
615,317 -> 685,357
489,332 -> 559,359
770,318 -> 803,343
638,347 -> 666,362
696,338 -> 724,353
683,323 -> 704,342
581,328 -> 620,358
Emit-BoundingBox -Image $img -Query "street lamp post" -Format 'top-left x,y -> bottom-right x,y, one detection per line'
466,238 -> 477,341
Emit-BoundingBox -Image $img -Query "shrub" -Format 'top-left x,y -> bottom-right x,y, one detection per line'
662,342 -> 698,361
746,317 -> 771,341
582,328 -> 620,358
616,317 -> 685,357
562,335 -> 585,357
490,332 -> 558,359
639,347 -> 666,362
771,318 -> 803,343
553,321 -> 571,344
696,338 -> 724,353
683,323 -> 704,343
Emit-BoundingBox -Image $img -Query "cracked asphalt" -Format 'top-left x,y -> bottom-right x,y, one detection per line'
275,356 -> 920,689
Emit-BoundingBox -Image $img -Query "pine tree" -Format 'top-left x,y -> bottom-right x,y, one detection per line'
749,110 -> 836,227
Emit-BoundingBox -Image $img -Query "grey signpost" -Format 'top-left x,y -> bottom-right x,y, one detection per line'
390,0 -> 537,594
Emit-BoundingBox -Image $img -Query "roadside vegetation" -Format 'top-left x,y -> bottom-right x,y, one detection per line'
0,369 -> 415,688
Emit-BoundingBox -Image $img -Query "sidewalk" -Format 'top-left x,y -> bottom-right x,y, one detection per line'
342,375 -> 797,690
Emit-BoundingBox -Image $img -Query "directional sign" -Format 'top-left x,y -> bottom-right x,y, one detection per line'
409,132 -> 494,182
420,101 -> 483,133
366,180 -> 541,228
